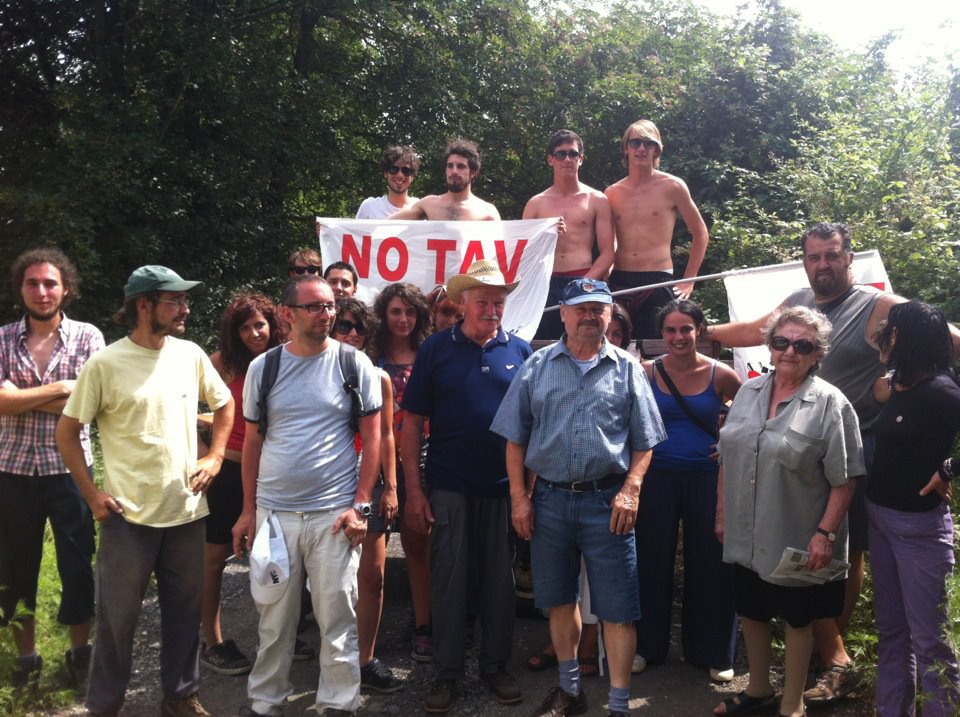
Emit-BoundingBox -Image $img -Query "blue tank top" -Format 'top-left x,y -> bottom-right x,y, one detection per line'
650,361 -> 722,472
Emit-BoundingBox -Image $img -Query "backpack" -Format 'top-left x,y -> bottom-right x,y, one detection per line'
256,343 -> 363,437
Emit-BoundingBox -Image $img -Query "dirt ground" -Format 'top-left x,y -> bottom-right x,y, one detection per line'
46,539 -> 875,717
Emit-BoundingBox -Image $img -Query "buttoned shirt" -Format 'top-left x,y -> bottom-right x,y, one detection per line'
0,315 -> 105,475
718,371 -> 864,586
491,338 -> 665,483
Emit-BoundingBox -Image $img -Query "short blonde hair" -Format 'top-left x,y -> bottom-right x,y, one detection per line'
621,119 -> 663,168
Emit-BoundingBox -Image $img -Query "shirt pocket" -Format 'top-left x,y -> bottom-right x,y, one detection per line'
779,428 -> 826,479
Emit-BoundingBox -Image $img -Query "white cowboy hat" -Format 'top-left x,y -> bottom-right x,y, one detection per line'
446,259 -> 520,303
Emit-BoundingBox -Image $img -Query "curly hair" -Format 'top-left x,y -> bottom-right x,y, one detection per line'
11,247 -> 80,308
218,293 -> 286,377
379,145 -> 421,174
367,283 -> 431,362
443,138 -> 481,174
877,301 -> 956,387
764,306 -> 832,374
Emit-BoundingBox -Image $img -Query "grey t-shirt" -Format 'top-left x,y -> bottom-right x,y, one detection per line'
243,341 -> 382,512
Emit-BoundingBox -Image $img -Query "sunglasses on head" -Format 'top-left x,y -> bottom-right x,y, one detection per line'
770,335 -> 817,355
552,149 -> 581,160
626,138 -> 658,150
387,166 -> 416,177
291,265 -> 321,275
335,318 -> 366,335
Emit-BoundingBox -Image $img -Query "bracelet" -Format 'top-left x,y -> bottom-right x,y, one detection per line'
939,458 -> 957,482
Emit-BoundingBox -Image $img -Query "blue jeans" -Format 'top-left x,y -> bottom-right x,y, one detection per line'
868,499 -> 960,717
531,479 -> 639,623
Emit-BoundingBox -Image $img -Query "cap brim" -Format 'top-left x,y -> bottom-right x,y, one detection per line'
561,294 -> 613,306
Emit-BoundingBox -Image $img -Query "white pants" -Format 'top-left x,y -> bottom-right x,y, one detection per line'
248,508 -> 361,715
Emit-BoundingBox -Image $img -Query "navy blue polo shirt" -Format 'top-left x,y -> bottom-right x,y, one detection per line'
401,322 -> 532,497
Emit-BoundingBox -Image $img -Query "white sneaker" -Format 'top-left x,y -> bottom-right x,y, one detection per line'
631,654 -> 647,674
710,667 -> 735,682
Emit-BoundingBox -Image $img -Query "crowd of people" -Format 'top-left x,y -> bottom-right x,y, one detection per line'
2,121 -> 960,717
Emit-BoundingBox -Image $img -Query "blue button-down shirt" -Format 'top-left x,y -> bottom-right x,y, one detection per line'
491,338 -> 665,483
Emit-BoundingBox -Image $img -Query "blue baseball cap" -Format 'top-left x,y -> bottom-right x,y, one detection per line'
560,278 -> 613,306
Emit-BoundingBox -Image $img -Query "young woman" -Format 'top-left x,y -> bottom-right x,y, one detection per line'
331,298 -> 403,692
367,283 -> 435,661
201,293 -> 285,675
426,284 -> 463,333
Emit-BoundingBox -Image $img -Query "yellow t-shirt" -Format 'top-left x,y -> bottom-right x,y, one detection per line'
64,336 -> 231,527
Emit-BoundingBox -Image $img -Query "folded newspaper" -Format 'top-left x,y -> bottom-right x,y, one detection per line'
770,547 -> 850,584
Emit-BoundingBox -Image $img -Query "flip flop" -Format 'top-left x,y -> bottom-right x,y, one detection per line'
578,656 -> 599,678
713,690 -> 778,716
526,651 -> 559,671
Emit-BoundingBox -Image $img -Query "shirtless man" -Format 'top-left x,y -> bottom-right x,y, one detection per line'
523,129 -> 614,340
605,119 -> 709,342
390,138 -> 499,221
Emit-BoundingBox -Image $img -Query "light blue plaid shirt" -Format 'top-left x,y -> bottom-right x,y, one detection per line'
491,338 -> 665,483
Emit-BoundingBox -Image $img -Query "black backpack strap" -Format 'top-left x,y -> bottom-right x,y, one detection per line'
256,345 -> 284,437
653,358 -> 718,440
338,343 -> 364,432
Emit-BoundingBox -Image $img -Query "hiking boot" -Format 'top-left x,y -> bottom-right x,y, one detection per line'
293,637 -> 316,661
411,624 -> 433,663
200,639 -> 252,676
803,664 -> 860,703
12,653 -> 42,690
360,657 -> 403,693
160,693 -> 211,716
423,678 -> 456,714
481,669 -> 522,705
66,644 -> 92,691
529,685 -> 588,717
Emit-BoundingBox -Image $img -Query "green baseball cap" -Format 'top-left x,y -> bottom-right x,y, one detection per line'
124,265 -> 203,298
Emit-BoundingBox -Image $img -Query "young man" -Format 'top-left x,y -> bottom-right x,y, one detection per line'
57,265 -> 234,717
523,129 -> 615,339
323,261 -> 360,299
0,248 -> 103,690
605,119 -> 710,341
390,138 -> 499,221
356,145 -> 421,219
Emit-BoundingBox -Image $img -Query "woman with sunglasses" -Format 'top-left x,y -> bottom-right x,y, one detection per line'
330,298 -> 403,693
200,293 -> 286,676
635,300 -> 741,682
714,306 -> 863,717
367,283 -> 435,663
867,301 -> 960,717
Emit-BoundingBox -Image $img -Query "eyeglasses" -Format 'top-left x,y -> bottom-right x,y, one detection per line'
387,166 -> 416,177
626,138 -> 659,150
770,335 -> 817,355
288,302 -> 337,314
291,265 -> 321,275
156,297 -> 191,308
335,319 -> 366,335
552,149 -> 581,160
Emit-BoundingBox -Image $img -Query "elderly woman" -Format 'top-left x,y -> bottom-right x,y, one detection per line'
714,306 -> 863,717
868,301 -> 960,717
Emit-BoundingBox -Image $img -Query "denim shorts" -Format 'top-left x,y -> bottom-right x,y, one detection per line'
530,479 -> 640,624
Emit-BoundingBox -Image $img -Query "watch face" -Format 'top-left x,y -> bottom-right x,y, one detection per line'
355,503 -> 372,517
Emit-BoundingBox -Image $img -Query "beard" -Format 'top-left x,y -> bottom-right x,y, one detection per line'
25,305 -> 60,322
446,176 -> 467,193
150,314 -> 186,337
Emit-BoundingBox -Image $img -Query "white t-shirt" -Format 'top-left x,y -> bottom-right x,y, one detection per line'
356,195 -> 416,219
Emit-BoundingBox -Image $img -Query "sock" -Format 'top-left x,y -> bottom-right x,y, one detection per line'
558,658 -> 580,696
609,685 -> 630,713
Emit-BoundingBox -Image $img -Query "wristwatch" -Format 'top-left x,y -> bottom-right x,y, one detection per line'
353,501 -> 373,518
816,527 -> 836,543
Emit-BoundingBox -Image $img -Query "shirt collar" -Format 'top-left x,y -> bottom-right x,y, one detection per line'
550,335 -> 615,363
16,313 -> 69,341
451,320 -> 508,346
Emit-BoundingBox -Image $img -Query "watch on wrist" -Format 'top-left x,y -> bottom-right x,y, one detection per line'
353,501 -> 372,518
939,458 -> 956,482
816,527 -> 836,543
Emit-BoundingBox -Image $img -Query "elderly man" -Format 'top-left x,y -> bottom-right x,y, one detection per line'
491,278 -> 665,717
400,259 -> 531,714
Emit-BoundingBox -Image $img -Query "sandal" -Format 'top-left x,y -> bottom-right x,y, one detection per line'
526,651 -> 559,671
578,656 -> 599,678
713,690 -> 778,716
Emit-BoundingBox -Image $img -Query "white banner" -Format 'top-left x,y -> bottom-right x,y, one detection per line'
316,218 -> 558,342
723,250 -> 892,378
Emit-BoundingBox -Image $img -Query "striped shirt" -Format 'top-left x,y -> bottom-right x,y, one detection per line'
0,315 -> 104,475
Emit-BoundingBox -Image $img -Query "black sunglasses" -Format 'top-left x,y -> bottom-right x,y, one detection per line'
335,318 -> 366,336
552,149 -> 581,160
770,335 -> 817,355
387,166 -> 416,177
291,265 -> 321,275
626,138 -> 658,150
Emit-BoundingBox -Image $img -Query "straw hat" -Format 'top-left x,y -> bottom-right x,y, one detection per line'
446,260 -> 520,303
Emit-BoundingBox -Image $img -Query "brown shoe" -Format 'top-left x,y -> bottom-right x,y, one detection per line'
803,664 -> 860,704
481,669 -> 522,705
160,693 -> 211,716
424,679 -> 456,714
530,685 -> 588,717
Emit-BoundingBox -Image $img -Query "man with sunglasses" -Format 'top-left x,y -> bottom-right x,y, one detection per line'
57,265 -> 234,717
390,138 -> 499,221
524,129 -> 615,340
356,145 -> 421,219
605,119 -> 710,343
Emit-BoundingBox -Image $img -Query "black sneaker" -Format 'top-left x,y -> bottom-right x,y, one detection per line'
201,639 -> 252,676
360,657 -> 403,693
293,637 -> 316,661
65,644 -> 91,691
411,624 -> 433,663
12,653 -> 42,690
